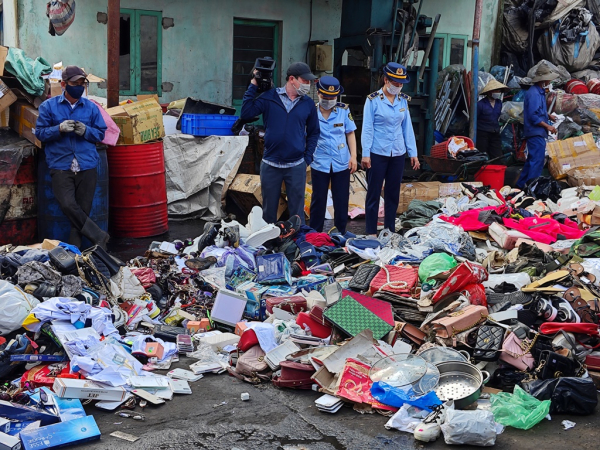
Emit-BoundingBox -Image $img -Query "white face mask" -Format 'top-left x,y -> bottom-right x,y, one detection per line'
294,78 -> 311,96
320,99 -> 336,110
386,83 -> 401,95
492,93 -> 501,100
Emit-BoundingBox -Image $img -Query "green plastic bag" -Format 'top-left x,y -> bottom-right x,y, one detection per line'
418,253 -> 457,283
490,385 -> 551,430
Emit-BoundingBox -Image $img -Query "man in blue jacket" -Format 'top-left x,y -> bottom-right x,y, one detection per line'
35,66 -> 109,249
516,66 -> 558,189
241,62 -> 320,224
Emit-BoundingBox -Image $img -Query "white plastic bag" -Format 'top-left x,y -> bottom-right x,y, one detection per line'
0,280 -> 39,335
385,404 -> 429,432
441,409 -> 497,446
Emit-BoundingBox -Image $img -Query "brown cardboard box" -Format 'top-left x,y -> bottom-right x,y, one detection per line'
107,98 -> 165,145
0,46 -> 8,75
397,182 -> 441,213
228,174 -> 287,220
0,79 -> 17,113
566,165 -> 600,187
438,181 -> 483,197
546,133 -> 599,180
9,102 -> 41,148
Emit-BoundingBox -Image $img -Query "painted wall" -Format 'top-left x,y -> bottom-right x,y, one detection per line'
15,0 -> 342,103
421,0 -> 500,71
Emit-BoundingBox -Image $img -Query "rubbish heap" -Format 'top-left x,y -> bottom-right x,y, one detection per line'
0,177 -> 599,447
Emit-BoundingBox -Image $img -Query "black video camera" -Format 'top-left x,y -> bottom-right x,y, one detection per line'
252,57 -> 276,93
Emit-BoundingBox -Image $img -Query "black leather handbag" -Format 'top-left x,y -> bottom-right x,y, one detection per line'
536,350 -> 585,379
83,245 -> 124,277
348,264 -> 381,292
49,247 -> 77,275
473,324 -> 505,361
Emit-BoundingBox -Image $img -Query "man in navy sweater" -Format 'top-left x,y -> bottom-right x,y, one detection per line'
241,62 -> 320,224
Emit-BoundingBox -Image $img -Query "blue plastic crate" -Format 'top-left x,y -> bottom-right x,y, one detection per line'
181,113 -> 239,137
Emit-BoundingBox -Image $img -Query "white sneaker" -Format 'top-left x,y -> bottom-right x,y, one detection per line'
248,206 -> 268,234
414,400 -> 454,442
244,224 -> 281,247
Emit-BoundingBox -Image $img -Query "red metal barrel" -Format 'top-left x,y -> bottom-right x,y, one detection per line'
587,78 -> 600,94
0,153 -> 37,245
107,142 -> 168,238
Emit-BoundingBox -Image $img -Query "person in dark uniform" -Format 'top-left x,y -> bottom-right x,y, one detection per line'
477,79 -> 508,159
35,66 -> 109,249
361,62 -> 419,236
309,76 -> 357,235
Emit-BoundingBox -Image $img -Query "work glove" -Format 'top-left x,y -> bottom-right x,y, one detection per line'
74,121 -> 86,137
59,120 -> 76,133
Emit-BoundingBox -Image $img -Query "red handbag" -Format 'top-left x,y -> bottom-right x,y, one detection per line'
272,361 -> 315,389
461,283 -> 487,307
130,268 -> 157,288
368,265 -> 418,296
296,306 -> 332,338
539,322 -> 599,336
265,295 -> 308,314
237,329 -> 260,352
431,261 -> 488,303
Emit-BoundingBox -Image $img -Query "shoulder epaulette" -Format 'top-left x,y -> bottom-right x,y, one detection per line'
367,91 -> 379,100
336,102 -> 349,109
399,93 -> 412,101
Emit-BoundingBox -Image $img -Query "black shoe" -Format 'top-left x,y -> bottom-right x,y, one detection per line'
185,256 -> 218,270
223,225 -> 240,248
275,215 -> 302,244
197,222 -> 220,252
291,261 -> 303,277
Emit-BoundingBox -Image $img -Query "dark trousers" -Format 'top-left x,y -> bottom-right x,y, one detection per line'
50,168 -> 97,240
477,129 -> 503,159
516,136 -> 546,189
365,153 -> 405,234
260,161 -> 307,224
309,167 -> 350,234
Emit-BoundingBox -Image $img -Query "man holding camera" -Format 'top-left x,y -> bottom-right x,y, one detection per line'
241,62 -> 320,224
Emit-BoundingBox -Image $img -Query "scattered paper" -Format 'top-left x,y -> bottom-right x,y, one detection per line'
111,431 -> 140,442
562,420 -> 576,430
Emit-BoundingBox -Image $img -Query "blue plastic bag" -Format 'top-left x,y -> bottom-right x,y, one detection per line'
371,382 -> 442,412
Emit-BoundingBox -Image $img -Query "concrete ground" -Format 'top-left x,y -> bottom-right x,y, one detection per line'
85,217 -> 600,450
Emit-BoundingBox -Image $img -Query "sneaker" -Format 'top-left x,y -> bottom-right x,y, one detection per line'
535,297 -> 558,322
185,256 -> 218,270
248,206 -> 268,234
222,219 -> 250,240
275,215 -> 302,243
414,400 -> 454,442
223,225 -> 240,248
197,222 -> 220,253
554,297 -> 581,323
245,224 -> 281,247
291,261 -> 304,277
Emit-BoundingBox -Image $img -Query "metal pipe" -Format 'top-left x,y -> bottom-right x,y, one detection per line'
418,14 -> 440,80
394,18 -> 406,63
469,0 -> 483,142
424,36 -> 441,156
407,0 -> 424,53
107,0 -> 121,108
389,0 -> 399,61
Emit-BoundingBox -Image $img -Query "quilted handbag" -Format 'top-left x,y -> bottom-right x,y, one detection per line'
84,245 -> 124,277
272,361 -> 315,389
235,345 -> 268,377
473,324 -> 505,361
499,331 -> 535,371
130,268 -> 156,288
111,266 -> 146,300
348,264 -> 380,292
431,305 -> 488,339
368,265 -> 418,296
237,329 -> 259,352
265,295 -> 308,314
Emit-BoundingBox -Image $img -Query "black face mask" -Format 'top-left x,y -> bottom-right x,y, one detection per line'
65,84 -> 85,99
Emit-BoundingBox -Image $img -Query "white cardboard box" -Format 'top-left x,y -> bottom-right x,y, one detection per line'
0,432 -> 20,450
52,378 -> 128,402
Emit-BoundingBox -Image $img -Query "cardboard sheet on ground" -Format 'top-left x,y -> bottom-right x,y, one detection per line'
163,135 -> 248,218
